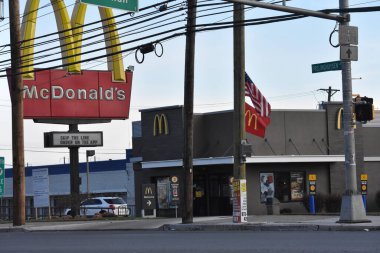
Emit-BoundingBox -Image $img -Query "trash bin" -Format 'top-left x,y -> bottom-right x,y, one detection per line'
266,197 -> 280,215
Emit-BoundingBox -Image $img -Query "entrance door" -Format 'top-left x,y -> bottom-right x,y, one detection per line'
193,175 -> 207,216
193,174 -> 232,216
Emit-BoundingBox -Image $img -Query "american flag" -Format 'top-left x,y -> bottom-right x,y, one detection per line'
245,72 -> 271,118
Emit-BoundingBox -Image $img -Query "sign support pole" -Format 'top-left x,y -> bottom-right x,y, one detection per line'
69,124 -> 81,217
9,0 -> 26,226
338,0 -> 368,223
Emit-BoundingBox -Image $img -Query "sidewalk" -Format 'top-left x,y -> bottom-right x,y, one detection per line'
0,215 -> 379,232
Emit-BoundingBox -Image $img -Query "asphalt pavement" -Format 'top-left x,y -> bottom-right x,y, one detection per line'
0,214 -> 379,232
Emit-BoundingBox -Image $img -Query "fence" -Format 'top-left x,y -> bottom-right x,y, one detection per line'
0,204 -> 136,221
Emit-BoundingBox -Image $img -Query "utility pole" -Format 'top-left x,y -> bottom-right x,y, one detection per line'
232,2 -> 247,223
318,86 -> 340,102
9,0 -> 26,226
338,0 -> 368,223
182,0 -> 197,224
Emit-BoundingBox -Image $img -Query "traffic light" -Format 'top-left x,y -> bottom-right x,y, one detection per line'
354,96 -> 375,122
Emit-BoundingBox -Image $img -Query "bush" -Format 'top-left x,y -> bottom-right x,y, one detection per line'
302,194 -> 325,213
325,194 -> 342,213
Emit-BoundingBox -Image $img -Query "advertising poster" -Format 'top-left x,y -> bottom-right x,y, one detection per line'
290,172 -> 305,201
32,168 -> 50,208
170,176 -> 180,207
260,173 -> 274,203
233,179 -> 247,223
157,178 -> 170,209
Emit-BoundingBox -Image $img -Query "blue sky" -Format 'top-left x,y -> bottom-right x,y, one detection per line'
0,0 -> 379,166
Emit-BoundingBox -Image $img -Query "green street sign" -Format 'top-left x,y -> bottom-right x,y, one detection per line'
312,61 -> 342,73
0,157 -> 4,197
80,0 -> 138,12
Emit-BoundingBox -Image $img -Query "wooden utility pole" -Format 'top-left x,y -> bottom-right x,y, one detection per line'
318,86 -> 340,102
9,0 -> 26,226
182,0 -> 197,224
233,3 -> 246,181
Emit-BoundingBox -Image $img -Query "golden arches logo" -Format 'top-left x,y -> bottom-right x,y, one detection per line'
336,107 -> 356,130
153,114 -> 169,136
21,0 -> 125,81
245,110 -> 258,130
144,187 -> 153,195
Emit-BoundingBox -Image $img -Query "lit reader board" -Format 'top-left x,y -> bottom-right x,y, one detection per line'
44,132 -> 103,147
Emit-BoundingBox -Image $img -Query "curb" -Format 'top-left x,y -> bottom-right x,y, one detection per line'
161,223 -> 380,232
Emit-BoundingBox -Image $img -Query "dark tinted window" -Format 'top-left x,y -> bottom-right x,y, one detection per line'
104,198 -> 126,204
82,199 -> 102,205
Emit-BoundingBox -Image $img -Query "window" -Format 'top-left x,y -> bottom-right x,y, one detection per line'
260,172 -> 305,203
104,198 -> 126,205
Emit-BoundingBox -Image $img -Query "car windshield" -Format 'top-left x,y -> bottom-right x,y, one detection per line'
104,198 -> 126,204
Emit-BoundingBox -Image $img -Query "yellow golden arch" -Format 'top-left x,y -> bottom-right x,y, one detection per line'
21,0 -> 125,81
153,114 -> 169,136
336,107 -> 356,130
245,110 -> 258,130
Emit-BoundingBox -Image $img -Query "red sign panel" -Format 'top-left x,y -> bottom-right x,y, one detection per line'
7,69 -> 133,119
245,102 -> 269,138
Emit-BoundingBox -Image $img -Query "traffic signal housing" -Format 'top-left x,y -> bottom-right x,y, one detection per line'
354,96 -> 375,122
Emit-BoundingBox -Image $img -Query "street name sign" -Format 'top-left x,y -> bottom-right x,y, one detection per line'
312,61 -> 342,73
44,132 -> 103,148
0,157 -> 4,197
340,45 -> 358,61
81,0 -> 138,12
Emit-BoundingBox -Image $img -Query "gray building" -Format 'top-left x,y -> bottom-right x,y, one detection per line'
132,103 -> 380,216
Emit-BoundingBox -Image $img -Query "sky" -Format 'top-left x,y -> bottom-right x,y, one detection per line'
0,0 -> 379,167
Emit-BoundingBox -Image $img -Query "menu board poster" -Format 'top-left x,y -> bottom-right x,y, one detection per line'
157,177 -> 170,209
290,172 -> 305,201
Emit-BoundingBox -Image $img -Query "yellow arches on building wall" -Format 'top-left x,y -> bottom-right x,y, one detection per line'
21,0 -> 125,82
336,107 -> 356,130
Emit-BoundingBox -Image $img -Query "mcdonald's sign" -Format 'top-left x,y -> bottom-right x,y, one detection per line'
7,1 -> 133,119
245,103 -> 266,138
336,107 -> 356,130
153,114 -> 169,136
142,184 -> 156,210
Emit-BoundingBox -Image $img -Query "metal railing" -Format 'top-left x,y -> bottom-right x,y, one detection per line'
0,205 -> 136,221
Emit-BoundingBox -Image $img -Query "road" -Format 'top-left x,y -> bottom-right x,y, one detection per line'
1,231 -> 378,252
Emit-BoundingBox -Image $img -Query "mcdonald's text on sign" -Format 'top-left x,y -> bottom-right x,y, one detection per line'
81,0 -> 138,12
7,69 -> 133,119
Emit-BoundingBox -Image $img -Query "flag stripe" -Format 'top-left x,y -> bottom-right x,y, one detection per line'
245,72 -> 271,118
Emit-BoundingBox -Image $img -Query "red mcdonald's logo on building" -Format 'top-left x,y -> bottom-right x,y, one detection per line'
245,103 -> 267,138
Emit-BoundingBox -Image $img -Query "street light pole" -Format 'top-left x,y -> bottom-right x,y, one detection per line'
86,150 -> 95,196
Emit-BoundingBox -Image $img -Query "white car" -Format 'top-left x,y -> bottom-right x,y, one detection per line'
66,197 -> 130,216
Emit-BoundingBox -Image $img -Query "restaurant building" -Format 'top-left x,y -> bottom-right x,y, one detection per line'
132,102 -> 380,216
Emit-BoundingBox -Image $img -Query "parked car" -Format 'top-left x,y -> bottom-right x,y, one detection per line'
65,197 -> 130,216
